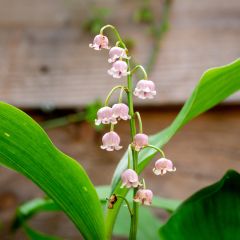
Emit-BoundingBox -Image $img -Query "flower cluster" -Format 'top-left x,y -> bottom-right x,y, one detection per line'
89,26 -> 176,209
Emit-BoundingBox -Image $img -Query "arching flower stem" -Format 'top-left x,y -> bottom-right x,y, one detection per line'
118,87 -> 124,103
100,25 -> 127,49
116,195 -> 133,216
105,85 -> 127,106
144,145 -> 166,158
135,112 -> 143,133
115,41 -> 121,47
142,178 -> 146,189
130,65 -> 148,80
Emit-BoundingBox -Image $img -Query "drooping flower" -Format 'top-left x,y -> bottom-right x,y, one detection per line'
89,34 -> 110,50
134,189 -> 153,205
132,133 -> 149,151
101,131 -> 122,151
95,106 -> 117,125
134,80 -> 156,99
112,103 -> 131,121
121,169 -> 141,188
153,158 -> 176,175
108,60 -> 128,78
108,46 -> 128,63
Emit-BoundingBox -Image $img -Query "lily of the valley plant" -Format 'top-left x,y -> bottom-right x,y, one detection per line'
90,24 -> 176,239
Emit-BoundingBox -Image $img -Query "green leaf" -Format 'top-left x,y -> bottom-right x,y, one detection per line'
159,170 -> 240,240
0,102 -> 105,240
23,224 -> 61,240
12,198 -> 61,230
106,59 -> 240,237
114,205 -> 162,240
151,196 -> 180,212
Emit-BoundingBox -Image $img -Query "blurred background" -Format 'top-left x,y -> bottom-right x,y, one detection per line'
0,0 -> 240,239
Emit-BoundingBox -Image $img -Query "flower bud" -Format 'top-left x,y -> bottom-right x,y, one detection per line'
134,80 -> 156,99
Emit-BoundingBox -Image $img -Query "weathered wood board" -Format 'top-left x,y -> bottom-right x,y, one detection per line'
0,0 -> 239,108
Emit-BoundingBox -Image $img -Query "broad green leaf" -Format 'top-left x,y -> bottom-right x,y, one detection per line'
106,59 -> 240,237
12,198 -> 61,230
0,102 -> 105,240
159,170 -> 240,240
23,224 -> 61,240
114,205 -> 162,240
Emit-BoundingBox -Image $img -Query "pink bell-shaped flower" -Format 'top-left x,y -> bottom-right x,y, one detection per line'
89,34 -> 110,50
134,189 -> 153,205
101,131 -> 122,151
153,158 -> 176,175
112,103 -> 131,121
108,46 -> 128,63
121,169 -> 141,188
132,133 -> 149,151
108,60 -> 128,78
134,80 -> 156,99
95,106 -> 117,125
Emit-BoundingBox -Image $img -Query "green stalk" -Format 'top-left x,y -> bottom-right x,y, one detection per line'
127,61 -> 139,240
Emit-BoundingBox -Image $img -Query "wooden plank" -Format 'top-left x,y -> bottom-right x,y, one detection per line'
151,0 -> 240,105
0,0 -> 239,108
